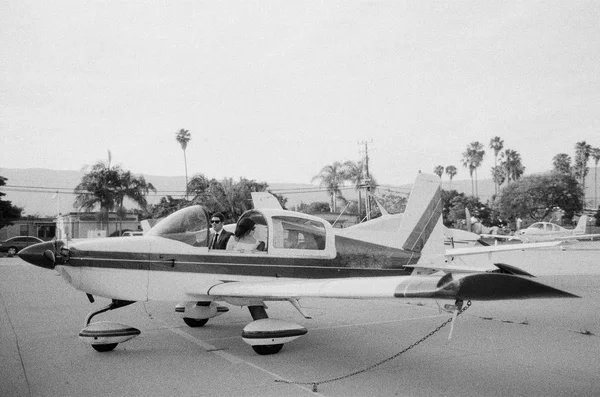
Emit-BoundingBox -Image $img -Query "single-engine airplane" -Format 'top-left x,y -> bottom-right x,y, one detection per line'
510,215 -> 600,243
19,173 -> 578,355
478,215 -> 600,244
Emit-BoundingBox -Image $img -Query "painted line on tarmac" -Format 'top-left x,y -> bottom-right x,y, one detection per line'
163,324 -> 244,364
161,321 -> 324,395
309,313 -> 448,331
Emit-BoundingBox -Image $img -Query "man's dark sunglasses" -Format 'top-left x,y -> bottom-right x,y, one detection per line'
211,220 -> 221,224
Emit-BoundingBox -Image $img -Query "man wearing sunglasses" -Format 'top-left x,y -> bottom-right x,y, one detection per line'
209,212 -> 232,250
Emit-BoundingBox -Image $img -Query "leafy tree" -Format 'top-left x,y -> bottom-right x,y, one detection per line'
442,190 -> 492,228
489,136 -> 504,195
552,153 -> 572,175
0,176 -> 23,229
175,129 -> 191,199
495,172 -> 583,223
312,162 -> 347,212
433,165 -> 444,178
461,141 -> 485,197
146,196 -> 190,219
445,165 -> 457,189
296,202 -> 331,214
376,191 -> 407,215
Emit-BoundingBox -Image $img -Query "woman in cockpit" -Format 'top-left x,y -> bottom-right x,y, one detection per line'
226,218 -> 265,253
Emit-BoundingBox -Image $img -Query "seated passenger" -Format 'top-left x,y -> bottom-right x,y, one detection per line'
226,218 -> 265,253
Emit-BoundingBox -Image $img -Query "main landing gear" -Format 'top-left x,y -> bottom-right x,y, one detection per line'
176,301 -> 230,327
178,301 -> 308,355
79,299 -> 140,352
241,305 -> 308,355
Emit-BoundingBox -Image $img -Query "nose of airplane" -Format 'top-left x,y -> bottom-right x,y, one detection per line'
18,241 -> 59,270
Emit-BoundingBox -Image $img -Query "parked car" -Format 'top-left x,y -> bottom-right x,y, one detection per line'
0,236 -> 44,257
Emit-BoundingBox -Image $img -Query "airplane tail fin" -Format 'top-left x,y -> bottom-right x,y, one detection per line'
574,215 -> 588,234
397,173 -> 443,255
465,208 -> 472,232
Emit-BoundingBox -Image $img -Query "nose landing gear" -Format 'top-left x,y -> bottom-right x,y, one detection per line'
79,300 -> 140,352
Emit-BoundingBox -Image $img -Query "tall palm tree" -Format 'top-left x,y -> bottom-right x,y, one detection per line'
312,162 -> 347,212
461,141 -> 485,197
590,147 -> 600,209
445,165 -> 457,189
343,160 -> 364,216
175,129 -> 191,199
500,149 -> 525,184
489,136 -> 504,195
433,165 -> 444,178
574,141 -> 591,201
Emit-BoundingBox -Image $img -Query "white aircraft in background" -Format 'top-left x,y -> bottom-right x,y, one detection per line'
510,215 -> 600,243
19,173 -> 576,356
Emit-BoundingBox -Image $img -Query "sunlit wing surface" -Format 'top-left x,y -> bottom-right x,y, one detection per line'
187,273 -> 577,301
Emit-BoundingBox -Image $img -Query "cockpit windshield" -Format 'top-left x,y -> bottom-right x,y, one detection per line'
147,205 -> 209,246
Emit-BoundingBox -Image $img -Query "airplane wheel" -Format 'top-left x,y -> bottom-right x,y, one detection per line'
92,343 -> 118,352
183,317 -> 209,327
252,344 -> 283,355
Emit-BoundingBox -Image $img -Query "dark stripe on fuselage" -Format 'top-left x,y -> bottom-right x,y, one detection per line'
64,236 -> 416,279
402,186 -> 442,253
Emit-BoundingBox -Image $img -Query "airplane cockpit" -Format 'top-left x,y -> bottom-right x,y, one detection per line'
526,222 -> 560,232
146,205 -> 336,258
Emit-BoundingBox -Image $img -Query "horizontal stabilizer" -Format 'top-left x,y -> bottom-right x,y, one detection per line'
446,241 -> 561,257
451,273 -> 580,301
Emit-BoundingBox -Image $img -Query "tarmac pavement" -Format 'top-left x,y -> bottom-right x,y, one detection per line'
1,243 -> 599,397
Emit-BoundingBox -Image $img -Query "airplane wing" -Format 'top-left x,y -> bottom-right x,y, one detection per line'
479,233 -> 518,240
558,234 -> 600,241
445,240 -> 561,256
186,273 -> 577,301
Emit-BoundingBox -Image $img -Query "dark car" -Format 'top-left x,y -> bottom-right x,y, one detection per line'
0,236 -> 44,257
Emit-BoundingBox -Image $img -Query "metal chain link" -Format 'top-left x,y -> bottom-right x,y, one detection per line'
275,300 -> 472,392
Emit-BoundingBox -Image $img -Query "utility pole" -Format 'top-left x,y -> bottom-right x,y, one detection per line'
358,140 -> 373,220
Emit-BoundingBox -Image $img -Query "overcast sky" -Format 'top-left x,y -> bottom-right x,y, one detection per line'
1,1 -> 599,187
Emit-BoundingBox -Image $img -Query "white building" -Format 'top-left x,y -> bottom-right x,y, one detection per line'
55,212 -> 140,239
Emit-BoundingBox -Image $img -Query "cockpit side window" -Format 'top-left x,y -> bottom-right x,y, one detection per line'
272,216 -> 326,250
147,205 -> 210,246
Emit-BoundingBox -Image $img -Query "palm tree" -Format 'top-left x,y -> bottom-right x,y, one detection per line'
461,141 -> 485,196
445,165 -> 457,189
433,165 -> 444,178
590,147 -> 600,209
175,129 -> 191,199
343,160 -> 377,217
312,162 -> 347,212
74,158 -> 155,233
343,160 -> 364,216
500,149 -> 525,184
574,141 -> 592,201
489,137 -> 504,195
552,153 -> 572,175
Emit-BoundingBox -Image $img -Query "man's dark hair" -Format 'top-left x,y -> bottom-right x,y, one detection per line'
212,212 -> 225,222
